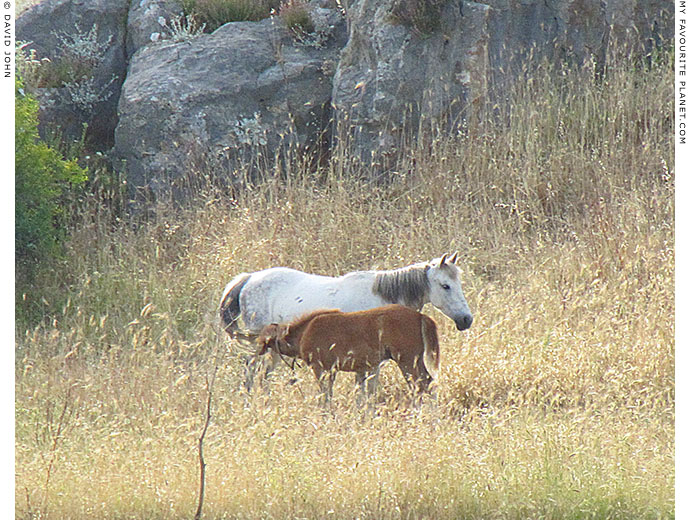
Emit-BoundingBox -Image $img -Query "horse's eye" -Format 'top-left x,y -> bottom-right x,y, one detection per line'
441,283 -> 450,291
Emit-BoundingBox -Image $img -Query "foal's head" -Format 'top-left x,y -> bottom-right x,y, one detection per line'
256,323 -> 296,356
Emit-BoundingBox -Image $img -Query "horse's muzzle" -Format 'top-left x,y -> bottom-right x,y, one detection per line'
455,315 -> 473,331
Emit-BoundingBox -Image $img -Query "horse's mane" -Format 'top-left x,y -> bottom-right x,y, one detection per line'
372,262 -> 429,309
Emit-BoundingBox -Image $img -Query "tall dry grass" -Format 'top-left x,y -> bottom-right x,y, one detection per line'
15,48 -> 674,519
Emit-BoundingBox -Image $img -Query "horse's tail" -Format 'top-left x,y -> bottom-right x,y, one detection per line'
219,273 -> 251,335
421,315 -> 440,380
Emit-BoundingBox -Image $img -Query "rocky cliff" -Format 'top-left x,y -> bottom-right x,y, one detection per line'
17,0 -> 673,203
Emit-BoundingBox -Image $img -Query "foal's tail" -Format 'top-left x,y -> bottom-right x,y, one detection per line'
219,273 -> 251,335
421,316 -> 440,380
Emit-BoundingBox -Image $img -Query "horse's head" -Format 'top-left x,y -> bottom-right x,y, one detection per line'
426,252 -> 473,331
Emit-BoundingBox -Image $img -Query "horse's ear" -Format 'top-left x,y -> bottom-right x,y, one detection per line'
439,253 -> 449,266
449,251 -> 459,264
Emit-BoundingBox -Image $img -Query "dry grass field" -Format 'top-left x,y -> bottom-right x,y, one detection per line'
15,50 -> 674,519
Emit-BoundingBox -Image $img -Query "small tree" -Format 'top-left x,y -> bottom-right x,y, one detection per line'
15,76 -> 87,288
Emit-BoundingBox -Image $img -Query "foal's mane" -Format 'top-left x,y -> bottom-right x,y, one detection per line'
287,308 -> 342,330
372,262 -> 430,309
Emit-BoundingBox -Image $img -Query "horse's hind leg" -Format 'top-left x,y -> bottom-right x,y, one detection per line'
244,350 -> 280,392
243,354 -> 258,392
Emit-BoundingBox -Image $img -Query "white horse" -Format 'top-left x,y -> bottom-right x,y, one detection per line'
220,253 -> 472,389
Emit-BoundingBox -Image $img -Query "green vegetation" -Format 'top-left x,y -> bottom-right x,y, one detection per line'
179,0 -> 282,32
15,76 -> 87,307
279,0 -> 315,36
390,0 -> 450,37
18,26 -> 111,90
15,48 -> 673,518
177,0 -> 315,36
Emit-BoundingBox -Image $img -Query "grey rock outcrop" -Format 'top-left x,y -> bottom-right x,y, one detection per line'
113,10 -> 347,202
125,0 -> 184,57
16,0 -> 129,147
332,0 -> 491,170
605,0 -> 673,53
332,0 -> 673,169
485,0 -> 673,79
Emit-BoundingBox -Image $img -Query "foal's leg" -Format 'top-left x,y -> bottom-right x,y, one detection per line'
313,367 -> 336,406
323,371 -> 336,404
355,367 -> 380,410
355,371 -> 368,408
366,366 -> 380,399
396,355 -> 433,406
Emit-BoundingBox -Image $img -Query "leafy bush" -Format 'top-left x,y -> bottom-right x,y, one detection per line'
18,26 -> 112,90
15,76 -> 87,284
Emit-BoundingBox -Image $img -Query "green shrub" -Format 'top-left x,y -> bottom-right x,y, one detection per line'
18,26 -> 112,90
15,76 -> 87,284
